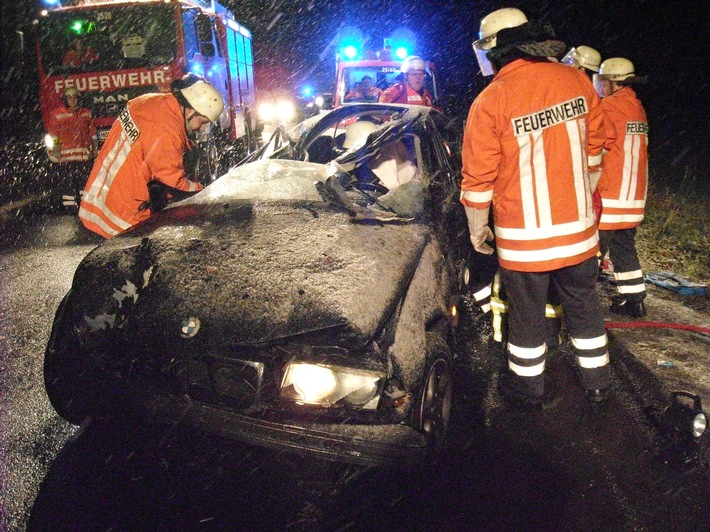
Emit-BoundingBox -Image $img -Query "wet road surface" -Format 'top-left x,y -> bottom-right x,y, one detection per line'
1,211 -> 708,531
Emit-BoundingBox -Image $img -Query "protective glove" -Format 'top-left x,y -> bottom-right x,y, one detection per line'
465,205 -> 494,255
589,167 -> 601,192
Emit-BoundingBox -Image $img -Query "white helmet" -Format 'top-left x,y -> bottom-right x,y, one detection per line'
473,7 -> 528,76
400,55 -> 427,74
477,8 -> 528,49
63,87 -> 82,99
342,120 -> 377,149
597,57 -> 635,81
562,45 -> 601,72
180,80 -> 225,123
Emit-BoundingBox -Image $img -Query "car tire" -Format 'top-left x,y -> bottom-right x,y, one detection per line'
43,295 -> 98,425
413,330 -> 453,466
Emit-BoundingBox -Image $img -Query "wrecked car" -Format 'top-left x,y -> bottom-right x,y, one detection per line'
44,103 -> 475,468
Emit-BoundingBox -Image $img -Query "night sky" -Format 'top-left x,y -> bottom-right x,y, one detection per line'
1,0 -> 708,181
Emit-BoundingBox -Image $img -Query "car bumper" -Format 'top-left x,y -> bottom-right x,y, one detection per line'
137,391 -> 429,469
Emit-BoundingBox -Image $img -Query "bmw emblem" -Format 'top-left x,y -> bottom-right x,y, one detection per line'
180,317 -> 201,338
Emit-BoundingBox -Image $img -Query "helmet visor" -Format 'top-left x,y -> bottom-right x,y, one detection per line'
473,38 -> 496,76
561,48 -> 577,66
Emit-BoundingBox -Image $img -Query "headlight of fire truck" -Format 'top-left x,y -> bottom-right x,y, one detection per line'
258,100 -> 296,124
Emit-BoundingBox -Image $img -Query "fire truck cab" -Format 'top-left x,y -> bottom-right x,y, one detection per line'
36,0 -> 258,179
334,37 -> 442,109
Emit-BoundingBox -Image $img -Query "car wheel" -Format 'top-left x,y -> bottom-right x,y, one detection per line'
414,332 -> 453,461
44,297 -> 98,425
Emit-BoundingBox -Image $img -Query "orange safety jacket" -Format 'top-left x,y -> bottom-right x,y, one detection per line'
379,82 -> 433,107
48,104 -> 97,162
79,93 -> 203,239
597,86 -> 648,231
460,59 -> 606,272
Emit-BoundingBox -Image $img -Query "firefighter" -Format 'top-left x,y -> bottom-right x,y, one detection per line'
47,87 -> 98,207
344,76 -> 383,102
461,7 -> 611,405
562,46 -> 605,228
593,58 -> 649,317
79,75 -> 224,238
379,56 -> 434,106
62,37 -> 99,68
561,45 -> 602,75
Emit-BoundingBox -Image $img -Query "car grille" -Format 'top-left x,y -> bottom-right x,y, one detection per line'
165,356 -> 265,410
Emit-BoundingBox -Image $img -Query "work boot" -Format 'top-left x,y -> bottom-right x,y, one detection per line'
498,372 -> 556,409
609,297 -> 647,317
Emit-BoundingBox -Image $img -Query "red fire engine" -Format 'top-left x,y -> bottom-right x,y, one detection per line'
35,0 -> 258,180
333,34 -> 442,109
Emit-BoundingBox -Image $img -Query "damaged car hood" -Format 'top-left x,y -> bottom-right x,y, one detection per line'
69,160 -> 429,350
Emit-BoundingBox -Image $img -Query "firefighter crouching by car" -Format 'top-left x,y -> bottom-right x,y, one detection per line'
593,58 -> 649,317
460,7 -> 611,406
79,75 -> 224,238
46,87 -> 98,207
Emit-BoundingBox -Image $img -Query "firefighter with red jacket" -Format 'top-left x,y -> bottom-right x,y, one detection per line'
344,75 -> 383,102
47,87 -> 98,163
379,56 -> 434,106
47,87 -> 98,207
461,8 -> 611,405
79,75 -> 224,238
593,58 -> 649,317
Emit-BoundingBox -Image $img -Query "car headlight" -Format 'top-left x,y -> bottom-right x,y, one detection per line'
281,361 -> 385,410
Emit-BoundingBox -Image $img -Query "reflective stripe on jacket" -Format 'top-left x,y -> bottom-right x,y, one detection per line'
597,87 -> 648,230
79,93 -> 202,239
48,105 -> 96,162
461,59 -> 606,272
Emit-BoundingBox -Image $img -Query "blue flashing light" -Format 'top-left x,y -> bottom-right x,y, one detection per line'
44,0 -> 61,5
302,86 -> 313,97
394,46 -> 409,60
342,45 -> 358,60
190,63 -> 204,74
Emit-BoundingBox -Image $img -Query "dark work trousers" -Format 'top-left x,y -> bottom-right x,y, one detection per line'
500,256 -> 610,395
599,228 -> 646,301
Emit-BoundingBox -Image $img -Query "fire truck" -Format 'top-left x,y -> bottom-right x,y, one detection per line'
35,0 -> 258,181
333,35 -> 442,109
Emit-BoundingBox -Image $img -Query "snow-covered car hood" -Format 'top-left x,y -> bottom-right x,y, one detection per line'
69,160 -> 429,350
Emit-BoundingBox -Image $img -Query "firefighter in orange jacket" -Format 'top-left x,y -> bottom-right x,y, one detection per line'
593,58 -> 649,317
79,76 -> 224,238
461,8 -> 611,405
562,45 -> 605,226
379,56 -> 434,106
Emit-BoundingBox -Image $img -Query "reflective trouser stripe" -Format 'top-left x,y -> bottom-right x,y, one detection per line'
508,342 -> 546,377
472,284 -> 492,314
571,333 -> 609,368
